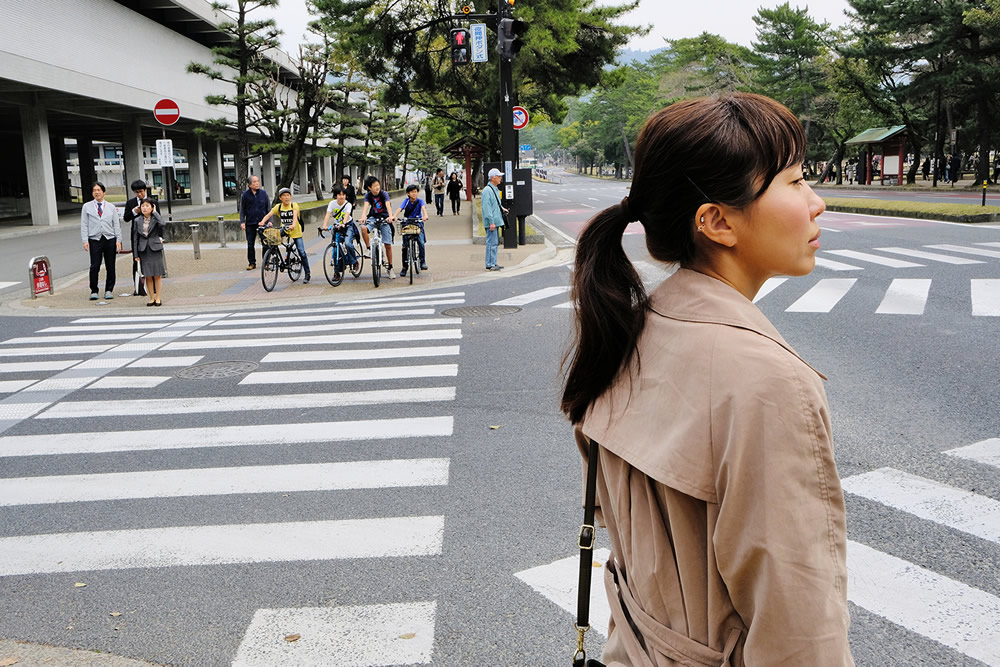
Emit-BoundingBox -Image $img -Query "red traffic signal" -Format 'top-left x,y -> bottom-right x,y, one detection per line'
451,28 -> 471,65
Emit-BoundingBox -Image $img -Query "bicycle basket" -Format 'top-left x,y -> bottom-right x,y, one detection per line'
261,227 -> 282,246
401,224 -> 421,236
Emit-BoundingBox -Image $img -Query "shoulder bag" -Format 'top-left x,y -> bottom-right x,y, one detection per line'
574,437 -> 605,667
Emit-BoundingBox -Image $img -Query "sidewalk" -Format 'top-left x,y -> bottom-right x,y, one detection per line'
7,200 -> 555,313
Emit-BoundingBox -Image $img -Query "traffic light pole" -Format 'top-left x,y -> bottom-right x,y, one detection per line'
498,1 -> 518,249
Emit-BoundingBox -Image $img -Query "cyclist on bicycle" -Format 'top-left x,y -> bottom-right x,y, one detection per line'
259,187 -> 311,284
396,184 -> 429,278
359,176 -> 396,279
322,185 -> 358,271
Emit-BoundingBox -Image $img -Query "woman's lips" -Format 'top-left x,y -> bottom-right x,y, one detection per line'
809,230 -> 821,248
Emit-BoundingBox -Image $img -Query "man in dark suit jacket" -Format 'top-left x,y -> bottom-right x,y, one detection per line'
123,180 -> 160,224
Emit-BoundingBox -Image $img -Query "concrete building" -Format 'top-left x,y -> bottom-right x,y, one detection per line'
0,0 -> 307,224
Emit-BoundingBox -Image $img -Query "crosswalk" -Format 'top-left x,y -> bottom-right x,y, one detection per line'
0,290 -> 469,665
516,436 -> 1000,665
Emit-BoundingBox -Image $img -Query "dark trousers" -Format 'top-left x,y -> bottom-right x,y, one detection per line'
434,193 -> 444,215
88,235 -> 117,294
245,223 -> 259,265
450,197 -> 461,214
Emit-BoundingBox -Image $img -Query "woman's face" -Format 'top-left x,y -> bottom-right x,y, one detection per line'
140,200 -> 153,215
733,165 -> 825,281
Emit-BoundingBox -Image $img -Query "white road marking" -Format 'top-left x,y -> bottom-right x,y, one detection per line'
313,291 -> 466,307
39,387 -> 457,419
70,315 -> 190,324
162,329 -> 462,351
875,279 -> 931,315
0,380 -> 36,392
971,280 -> 1000,316
183,318 -> 456,338
515,548 -> 612,637
531,214 -> 578,245
841,468 -> 1000,544
232,601 -> 436,667
874,247 -> 984,265
0,360 -> 81,373
240,364 -> 458,385
847,540 -> 1000,665
86,376 -> 171,389
492,286 -> 571,307
0,282 -> 22,291
786,279 -> 857,313
814,257 -> 863,271
633,260 -> 676,287
824,249 -> 924,268
0,458 -> 449,506
0,516 -> 445,576
19,377 -> 95,392
819,227 -> 843,233
40,323 -> 168,333
753,277 -> 788,303
553,301 -> 574,309
0,416 -> 454,457
1,333 -> 137,345
219,298 -> 464,320
211,308 -> 435,327
944,438 -> 1000,468
261,346 -> 460,363
129,356 -> 204,368
0,344 -> 115,358
977,242 -> 1000,248
926,244 -> 1000,259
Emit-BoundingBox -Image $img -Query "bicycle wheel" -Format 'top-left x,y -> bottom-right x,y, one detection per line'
351,240 -> 364,277
407,237 -> 415,284
323,243 -> 342,287
287,246 -> 303,282
261,248 -> 278,292
371,242 -> 381,288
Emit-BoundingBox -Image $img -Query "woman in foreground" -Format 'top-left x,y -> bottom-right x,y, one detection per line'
563,93 -> 854,666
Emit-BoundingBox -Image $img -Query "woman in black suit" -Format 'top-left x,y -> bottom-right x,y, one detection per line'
132,200 -> 166,306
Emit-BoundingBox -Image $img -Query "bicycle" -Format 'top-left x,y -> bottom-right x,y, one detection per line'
363,217 -> 393,288
258,224 -> 303,292
318,222 -> 364,287
399,217 -> 423,285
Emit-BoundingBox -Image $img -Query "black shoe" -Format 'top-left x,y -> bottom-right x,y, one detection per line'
304,276 -> 311,284
420,262 -> 428,271
399,269 -> 407,277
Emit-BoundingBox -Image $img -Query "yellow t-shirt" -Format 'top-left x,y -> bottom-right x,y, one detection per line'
270,202 -> 302,238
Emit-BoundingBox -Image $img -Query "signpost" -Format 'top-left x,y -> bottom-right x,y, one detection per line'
470,23 -> 488,63
153,98 -> 179,220
28,256 -> 53,299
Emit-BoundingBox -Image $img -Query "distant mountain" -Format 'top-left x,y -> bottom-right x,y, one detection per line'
616,47 -> 665,65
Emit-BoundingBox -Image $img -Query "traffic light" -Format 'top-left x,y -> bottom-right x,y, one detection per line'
498,18 -> 527,60
450,28 -> 470,65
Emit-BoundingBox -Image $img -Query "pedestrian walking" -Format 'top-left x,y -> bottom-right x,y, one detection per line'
562,92 -> 853,666
992,153 -> 1000,184
80,182 -> 123,301
239,175 -> 269,270
131,200 -> 165,306
341,174 -> 357,207
424,175 -> 433,207
950,153 -> 962,184
481,168 -> 506,271
944,154 -> 952,183
921,158 -> 930,180
432,168 -> 446,216
446,172 -> 463,214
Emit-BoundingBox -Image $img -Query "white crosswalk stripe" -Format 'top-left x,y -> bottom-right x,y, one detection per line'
926,244 -> 1000,259
753,277 -> 788,303
971,280 -> 1000,316
875,279 -> 931,315
786,278 -> 857,312
0,290 -> 470,665
875,247 -> 984,265
824,249 -> 924,268
814,257 -> 864,271
492,285 -> 570,306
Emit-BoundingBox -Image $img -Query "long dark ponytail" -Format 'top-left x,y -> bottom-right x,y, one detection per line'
561,93 -> 806,425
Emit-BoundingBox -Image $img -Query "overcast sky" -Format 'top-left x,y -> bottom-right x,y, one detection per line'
266,0 -> 855,54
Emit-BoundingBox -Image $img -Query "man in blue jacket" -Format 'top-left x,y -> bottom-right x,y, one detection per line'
481,168 -> 507,271
239,175 -> 269,270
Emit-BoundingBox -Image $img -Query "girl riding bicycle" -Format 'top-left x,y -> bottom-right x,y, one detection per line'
260,187 -> 311,284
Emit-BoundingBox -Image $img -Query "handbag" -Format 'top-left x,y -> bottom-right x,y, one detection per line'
574,437 -> 605,667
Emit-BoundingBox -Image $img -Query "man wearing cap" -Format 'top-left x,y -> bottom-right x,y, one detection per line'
481,168 -> 507,271
239,175 -> 269,270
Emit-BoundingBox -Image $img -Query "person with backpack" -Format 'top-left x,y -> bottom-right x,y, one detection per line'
396,184 -> 429,277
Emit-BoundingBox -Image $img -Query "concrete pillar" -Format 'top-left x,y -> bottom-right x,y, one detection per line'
323,155 -> 333,192
298,158 -> 309,194
122,116 -> 144,190
20,100 -> 59,226
208,140 -> 224,204
251,155 -> 262,181
263,152 -> 276,192
78,136 -> 96,203
187,134 -> 207,206
49,134 -> 72,202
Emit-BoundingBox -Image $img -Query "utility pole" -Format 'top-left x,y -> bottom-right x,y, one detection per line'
497,0 -> 518,249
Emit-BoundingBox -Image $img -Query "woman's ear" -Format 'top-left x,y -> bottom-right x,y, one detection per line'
695,204 -> 738,248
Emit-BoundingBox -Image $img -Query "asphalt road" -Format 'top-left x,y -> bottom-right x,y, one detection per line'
0,171 -> 998,665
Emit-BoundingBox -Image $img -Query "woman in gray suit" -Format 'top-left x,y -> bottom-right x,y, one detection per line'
132,200 -> 165,306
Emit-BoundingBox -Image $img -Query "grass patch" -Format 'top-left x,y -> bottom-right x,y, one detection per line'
822,197 -> 1000,222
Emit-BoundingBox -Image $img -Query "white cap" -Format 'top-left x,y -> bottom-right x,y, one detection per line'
488,168 -> 503,178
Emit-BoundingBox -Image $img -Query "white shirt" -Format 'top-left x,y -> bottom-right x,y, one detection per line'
326,200 -> 353,224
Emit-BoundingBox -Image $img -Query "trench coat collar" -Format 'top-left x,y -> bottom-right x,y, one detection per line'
649,268 -> 827,380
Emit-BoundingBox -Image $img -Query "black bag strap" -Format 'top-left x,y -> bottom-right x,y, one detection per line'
574,437 -> 601,666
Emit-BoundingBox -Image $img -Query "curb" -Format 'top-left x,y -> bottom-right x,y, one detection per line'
824,204 -> 1000,224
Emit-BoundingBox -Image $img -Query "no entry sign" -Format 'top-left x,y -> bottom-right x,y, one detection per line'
512,106 -> 529,130
153,98 -> 180,126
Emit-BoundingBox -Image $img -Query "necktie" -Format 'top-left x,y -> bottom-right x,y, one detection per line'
97,202 -> 103,217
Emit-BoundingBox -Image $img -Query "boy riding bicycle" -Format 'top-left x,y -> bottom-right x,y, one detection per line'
396,184 -> 429,277
323,186 -> 359,271
259,187 -> 311,284
359,176 -> 396,279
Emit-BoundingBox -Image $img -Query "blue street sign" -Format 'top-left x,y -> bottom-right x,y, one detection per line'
470,24 -> 488,63
520,144 -> 532,151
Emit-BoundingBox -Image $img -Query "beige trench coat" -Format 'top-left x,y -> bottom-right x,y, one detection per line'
579,268 -> 853,666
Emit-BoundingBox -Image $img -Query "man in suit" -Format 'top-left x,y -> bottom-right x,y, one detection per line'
123,180 -> 161,296
239,175 -> 270,270
80,182 -> 123,300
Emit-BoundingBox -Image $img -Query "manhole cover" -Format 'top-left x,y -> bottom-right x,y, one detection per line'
441,305 -> 522,317
176,360 -> 259,379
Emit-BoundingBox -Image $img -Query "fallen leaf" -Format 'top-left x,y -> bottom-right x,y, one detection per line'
73,582 -> 87,588
489,425 -> 501,430
66,625 -> 74,630
0,657 -> 20,666
110,612 -> 122,617
536,323 -> 543,327
399,633 -> 416,640
593,562 -> 603,568
284,634 -> 301,642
